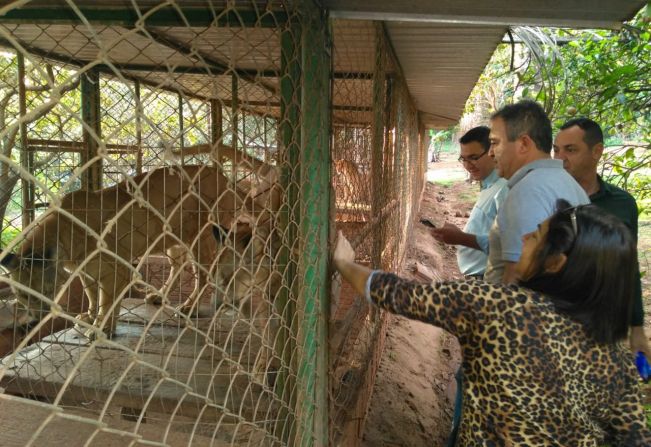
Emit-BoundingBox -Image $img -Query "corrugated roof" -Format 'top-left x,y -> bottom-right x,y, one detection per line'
327,0 -> 646,128
386,23 -> 505,127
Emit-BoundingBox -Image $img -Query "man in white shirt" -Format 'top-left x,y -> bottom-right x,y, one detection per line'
431,126 -> 508,278
431,126 -> 508,447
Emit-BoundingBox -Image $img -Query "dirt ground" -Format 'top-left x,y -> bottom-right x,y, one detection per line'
361,156 -> 478,447
360,154 -> 651,446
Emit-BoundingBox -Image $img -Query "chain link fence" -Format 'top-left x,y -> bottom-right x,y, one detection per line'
329,21 -> 426,445
0,2 -> 426,446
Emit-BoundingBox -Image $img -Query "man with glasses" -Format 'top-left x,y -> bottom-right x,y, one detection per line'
554,117 -> 651,361
432,126 -> 508,447
431,126 -> 507,279
484,100 -> 589,284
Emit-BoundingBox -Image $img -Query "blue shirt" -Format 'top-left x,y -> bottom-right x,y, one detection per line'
457,169 -> 508,276
484,159 -> 590,283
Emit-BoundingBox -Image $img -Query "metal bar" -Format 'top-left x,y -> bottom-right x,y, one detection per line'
91,64 -> 370,79
17,53 -> 34,228
178,93 -> 184,157
26,139 -> 140,152
135,81 -> 142,174
210,98 -> 222,168
210,99 -> 222,145
297,1 -> 330,445
0,7 -> 288,28
370,23 -> 386,268
90,63 -> 280,77
81,69 -> 102,190
231,75 -> 238,152
88,63 -> 370,79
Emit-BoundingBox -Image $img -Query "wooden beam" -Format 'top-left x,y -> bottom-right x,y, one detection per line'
17,53 -> 35,228
81,69 -> 102,190
0,7 -> 288,28
0,37 -> 211,102
138,27 -> 278,96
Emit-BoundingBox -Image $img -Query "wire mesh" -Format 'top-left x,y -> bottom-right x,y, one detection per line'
0,3 -> 426,447
328,21 -> 425,446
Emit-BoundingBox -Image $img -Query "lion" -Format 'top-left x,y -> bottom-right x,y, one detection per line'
332,159 -> 369,207
0,165 -> 247,338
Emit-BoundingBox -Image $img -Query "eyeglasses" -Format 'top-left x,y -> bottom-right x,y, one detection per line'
458,149 -> 489,164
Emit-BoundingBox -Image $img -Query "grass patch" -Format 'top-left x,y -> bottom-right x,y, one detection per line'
425,169 -> 467,185
428,179 -> 454,187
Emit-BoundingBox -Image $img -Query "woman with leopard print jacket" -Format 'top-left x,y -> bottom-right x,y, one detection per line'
334,200 -> 651,446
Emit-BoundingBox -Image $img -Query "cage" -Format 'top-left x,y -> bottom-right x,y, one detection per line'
0,2 -> 426,446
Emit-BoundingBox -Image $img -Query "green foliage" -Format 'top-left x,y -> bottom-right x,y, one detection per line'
1,48 -> 277,238
465,8 -> 651,206
0,224 -> 19,248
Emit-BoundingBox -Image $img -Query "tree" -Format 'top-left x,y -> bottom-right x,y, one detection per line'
0,52 -> 80,244
464,6 -> 651,211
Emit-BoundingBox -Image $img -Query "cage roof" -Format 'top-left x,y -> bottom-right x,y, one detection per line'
0,0 -> 645,128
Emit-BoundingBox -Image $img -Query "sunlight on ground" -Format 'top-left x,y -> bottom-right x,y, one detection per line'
425,165 -> 466,184
425,153 -> 467,185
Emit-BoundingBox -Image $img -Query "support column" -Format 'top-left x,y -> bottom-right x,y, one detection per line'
81,69 -> 102,190
371,24 -> 387,268
17,53 -> 34,228
178,93 -> 184,162
210,99 -> 222,167
276,10 -> 302,444
135,81 -> 143,174
297,0 -> 331,445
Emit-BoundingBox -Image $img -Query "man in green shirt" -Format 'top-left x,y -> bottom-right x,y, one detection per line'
554,117 -> 650,359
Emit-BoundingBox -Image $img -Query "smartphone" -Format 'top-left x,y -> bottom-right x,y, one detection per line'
420,218 -> 436,228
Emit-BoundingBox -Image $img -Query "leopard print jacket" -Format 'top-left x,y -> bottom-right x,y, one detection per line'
367,272 -> 651,446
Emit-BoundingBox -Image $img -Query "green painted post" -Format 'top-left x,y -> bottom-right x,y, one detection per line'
297,1 -> 331,445
276,9 -> 301,445
371,24 -> 387,268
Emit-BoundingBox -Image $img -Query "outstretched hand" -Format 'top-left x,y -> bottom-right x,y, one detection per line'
332,230 -> 372,297
333,230 -> 355,267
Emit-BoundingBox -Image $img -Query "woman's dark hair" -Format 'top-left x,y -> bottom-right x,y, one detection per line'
520,199 -> 636,344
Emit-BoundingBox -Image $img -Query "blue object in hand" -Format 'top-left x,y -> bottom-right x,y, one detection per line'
635,351 -> 651,382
